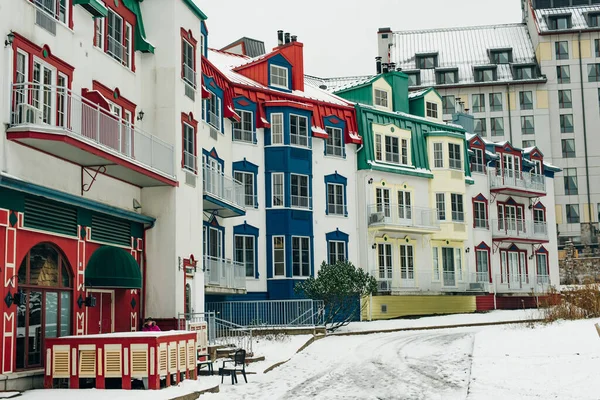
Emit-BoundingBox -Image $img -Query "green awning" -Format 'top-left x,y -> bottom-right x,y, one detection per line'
73,0 -> 108,17
85,246 -> 142,289
122,0 -> 155,53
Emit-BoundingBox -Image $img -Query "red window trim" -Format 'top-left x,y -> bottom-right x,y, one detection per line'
29,0 -> 74,29
533,201 -> 547,222
474,242 -> 492,283
535,246 -> 550,276
529,149 -> 544,174
92,80 -> 136,122
12,33 -> 74,85
472,194 -> 489,229
181,28 -> 197,82
181,112 -> 198,171
97,2 -> 137,71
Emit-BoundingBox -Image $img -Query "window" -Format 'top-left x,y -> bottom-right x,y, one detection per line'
290,115 -> 309,147
564,168 -> 578,195
406,72 -> 420,86
183,123 -> 196,172
271,113 -> 283,144
233,110 -> 254,143
448,143 -> 462,170
474,118 -> 487,136
272,173 -> 284,207
491,50 -> 512,64
182,38 -> 196,88
426,102 -> 438,118
522,140 -> 536,148
235,235 -> 255,277
375,134 -> 382,161
536,253 -> 549,283
417,55 -> 437,69
560,114 -> 574,133
16,243 -> 73,369
385,135 -> 400,163
442,96 -> 455,114
474,201 -> 488,228
590,13 -> 600,27
291,174 -> 309,208
292,237 -> 310,277
515,66 -> 534,80
566,204 -> 580,223
433,142 -> 444,168
378,243 -> 393,282
270,65 -> 289,89
588,63 -> 600,82
555,41 -> 569,60
472,148 -> 485,173
475,68 -> 496,82
436,193 -> 446,221
273,236 -> 285,276
562,139 -> 576,158
33,0 -> 69,24
400,245 -> 414,280
472,94 -> 485,113
327,183 -> 345,215
521,116 -> 535,135
596,39 -> 600,57
206,91 -> 221,130
557,65 -> 570,83
374,89 -> 389,108
558,90 -> 572,108
325,127 -> 344,157
377,135 -> 408,165
95,9 -> 133,69
519,91 -> 533,110
489,93 -> 503,111
476,249 -> 490,282
490,117 -> 504,136
549,15 -> 571,30
234,171 -> 255,207
328,241 -> 346,265
437,70 -> 458,85
451,194 -> 464,222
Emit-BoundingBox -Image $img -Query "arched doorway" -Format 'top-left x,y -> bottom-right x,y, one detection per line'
16,243 -> 73,370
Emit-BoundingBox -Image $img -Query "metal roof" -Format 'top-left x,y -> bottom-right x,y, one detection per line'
533,5 -> 600,33
304,75 -> 375,93
388,23 -> 539,87
221,37 -> 266,57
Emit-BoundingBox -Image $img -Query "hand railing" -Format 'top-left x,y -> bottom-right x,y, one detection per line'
367,204 -> 439,229
202,164 -> 245,209
203,256 -> 246,290
488,169 -> 546,192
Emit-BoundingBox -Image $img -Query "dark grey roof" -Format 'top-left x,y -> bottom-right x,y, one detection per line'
533,5 -> 600,32
221,37 -> 266,57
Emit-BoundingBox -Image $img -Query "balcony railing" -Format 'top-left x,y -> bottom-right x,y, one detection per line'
204,256 -> 246,291
471,163 -> 485,174
107,35 -> 130,68
208,111 -> 221,131
233,128 -> 254,143
183,150 -> 197,173
494,274 -> 551,293
488,169 -> 546,193
367,204 -> 439,231
292,195 -> 310,209
183,64 -> 197,88
474,218 -> 489,229
9,83 -> 175,178
492,219 -> 548,241
202,164 -> 245,209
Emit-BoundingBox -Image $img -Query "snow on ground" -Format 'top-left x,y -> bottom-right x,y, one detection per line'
248,334 -> 312,371
335,309 -> 543,333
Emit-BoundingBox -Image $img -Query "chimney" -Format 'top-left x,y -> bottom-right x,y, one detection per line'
389,62 -> 396,71
291,35 -> 297,42
284,33 -> 291,44
375,56 -> 382,74
382,63 -> 389,73
277,30 -> 284,46
277,39 -> 304,91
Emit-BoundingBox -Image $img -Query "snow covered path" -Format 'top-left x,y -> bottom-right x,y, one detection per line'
204,329 -> 477,400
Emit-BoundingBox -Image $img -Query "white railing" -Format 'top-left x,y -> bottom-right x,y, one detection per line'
183,64 -> 197,88
32,0 -> 65,23
208,111 -> 220,130
202,164 -> 245,210
492,219 -> 548,240
183,150 -> 197,173
367,204 -> 439,230
205,300 -> 325,327
107,35 -> 129,67
327,203 -> 346,216
471,163 -> 485,174
488,169 -> 546,193
233,128 -> 254,143
494,274 -> 551,293
474,218 -> 489,229
204,256 -> 246,291
9,83 -> 175,178
292,195 -> 310,209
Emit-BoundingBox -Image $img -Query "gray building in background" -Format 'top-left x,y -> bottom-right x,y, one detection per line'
377,0 -> 600,253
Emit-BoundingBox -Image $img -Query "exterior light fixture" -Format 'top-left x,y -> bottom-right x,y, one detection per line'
137,110 -> 145,121
5,31 -> 15,47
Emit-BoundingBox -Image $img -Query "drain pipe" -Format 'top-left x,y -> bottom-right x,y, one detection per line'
577,30 -> 593,229
506,83 -> 514,144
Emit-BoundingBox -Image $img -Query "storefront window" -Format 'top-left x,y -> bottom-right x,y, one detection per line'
16,243 -> 73,370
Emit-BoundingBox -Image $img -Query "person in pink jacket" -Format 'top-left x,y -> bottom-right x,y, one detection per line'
142,317 -> 161,332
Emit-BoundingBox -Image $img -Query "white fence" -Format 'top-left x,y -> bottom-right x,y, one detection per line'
204,256 -> 246,291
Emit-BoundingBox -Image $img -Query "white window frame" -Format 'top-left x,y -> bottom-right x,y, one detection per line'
234,171 -> 255,207
290,114 -> 309,147
436,193 -> 446,221
271,113 -> 283,144
292,236 -> 311,277
270,65 -> 289,89
182,38 -> 196,88
476,249 -> 489,282
374,88 -> 389,108
433,142 -> 444,168
451,193 -> 464,222
94,18 -> 105,50
448,143 -> 462,170
273,236 -> 286,277
327,183 -> 345,216
233,109 -> 254,143
474,201 -> 487,228
400,244 -> 414,280
378,243 -> 393,280
291,173 -> 310,209
182,122 -> 196,172
472,148 -> 484,173
432,247 -> 440,281
328,241 -> 346,265
271,173 -> 284,208
205,91 -> 222,131
325,126 -> 344,157
33,0 -> 69,24
235,234 -> 255,278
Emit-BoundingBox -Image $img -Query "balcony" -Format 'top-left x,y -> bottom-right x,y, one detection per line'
7,83 -> 176,187
367,205 -> 440,234
488,170 -> 546,197
373,271 -> 490,293
202,164 -> 245,218
494,274 -> 551,294
204,256 -> 246,294
233,128 -> 255,143
492,219 -> 549,244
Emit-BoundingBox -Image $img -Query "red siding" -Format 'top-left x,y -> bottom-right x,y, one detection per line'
476,295 -> 495,311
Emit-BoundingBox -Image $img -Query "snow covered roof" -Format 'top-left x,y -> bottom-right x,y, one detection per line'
305,74 -> 374,93
408,89 -> 430,99
387,24 -> 540,87
533,5 -> 600,33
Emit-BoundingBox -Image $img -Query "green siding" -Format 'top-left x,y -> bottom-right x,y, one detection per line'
91,214 -> 132,247
334,84 -> 373,106
383,72 -> 409,113
24,196 -> 78,237
0,188 -> 24,212
409,98 -> 425,117
122,0 -> 155,53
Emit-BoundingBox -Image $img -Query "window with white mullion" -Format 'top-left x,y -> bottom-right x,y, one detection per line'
451,194 -> 464,222
182,39 -> 196,87
328,241 -> 346,265
327,183 -> 345,216
271,113 -> 283,144
235,235 -> 255,278
273,236 -> 286,277
476,249 -> 489,282
378,243 -> 393,280
325,126 -> 344,157
107,10 -> 124,63
206,92 -> 221,130
34,0 -> 68,23
94,18 -> 105,50
292,236 -> 311,277
290,115 -> 308,147
234,171 -> 255,207
182,123 -> 195,172
385,135 -> 399,164
272,173 -> 284,207
433,142 -> 444,168
474,201 -> 487,228
233,110 -> 254,143
291,174 -> 309,209
270,65 -> 289,89
13,52 -> 28,125
449,143 -> 462,170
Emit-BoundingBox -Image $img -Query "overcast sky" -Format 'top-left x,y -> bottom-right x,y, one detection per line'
196,0 -> 522,77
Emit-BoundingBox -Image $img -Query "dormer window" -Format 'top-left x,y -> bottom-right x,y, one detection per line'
270,65 -> 289,90
490,49 -> 512,64
374,88 -> 389,108
405,72 -> 421,86
514,65 -> 535,80
416,54 -> 438,69
548,14 -> 571,30
589,13 -> 600,28
436,69 -> 458,85
426,102 -> 438,119
475,67 -> 497,83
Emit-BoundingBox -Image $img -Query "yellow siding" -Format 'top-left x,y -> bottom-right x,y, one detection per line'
362,295 -> 477,320
507,92 -> 516,111
583,203 -> 591,222
536,42 -> 552,62
555,205 -> 563,224
573,40 -> 591,59
461,95 -> 469,110
536,91 -> 549,109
